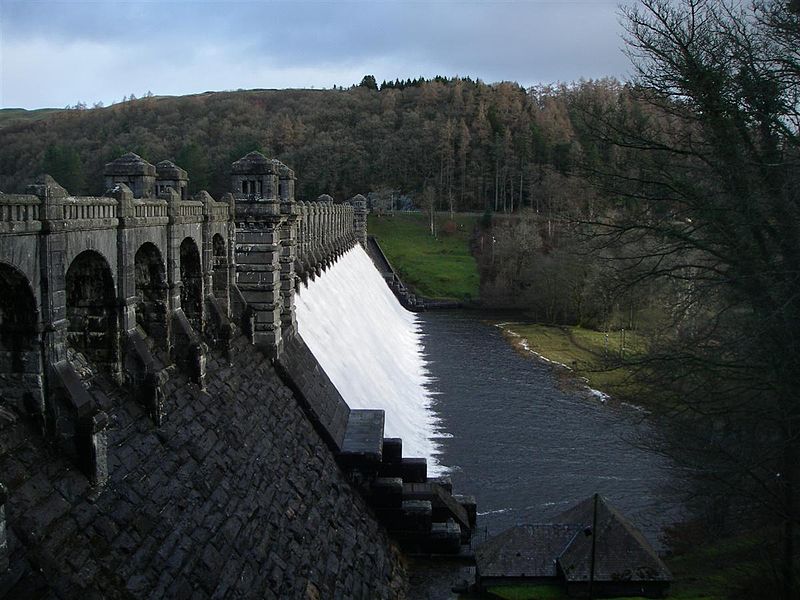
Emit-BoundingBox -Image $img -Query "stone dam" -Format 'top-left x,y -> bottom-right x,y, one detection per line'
0,152 -> 476,598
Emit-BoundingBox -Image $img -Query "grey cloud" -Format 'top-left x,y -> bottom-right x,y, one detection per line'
2,0 -> 632,107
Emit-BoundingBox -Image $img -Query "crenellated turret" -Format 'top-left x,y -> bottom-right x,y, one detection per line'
231,151 -> 278,200
156,160 -> 189,200
104,152 -> 156,199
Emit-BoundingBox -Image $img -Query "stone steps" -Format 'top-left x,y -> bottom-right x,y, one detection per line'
339,429 -> 475,557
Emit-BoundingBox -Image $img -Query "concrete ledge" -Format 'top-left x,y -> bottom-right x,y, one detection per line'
275,332 -> 350,451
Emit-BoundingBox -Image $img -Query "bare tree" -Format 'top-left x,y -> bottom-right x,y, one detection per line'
579,1 -> 800,596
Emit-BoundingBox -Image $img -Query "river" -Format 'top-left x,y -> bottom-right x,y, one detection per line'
420,310 -> 684,548
296,250 -> 685,597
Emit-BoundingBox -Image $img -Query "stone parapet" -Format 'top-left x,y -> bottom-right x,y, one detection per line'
293,197 -> 358,282
0,193 -> 42,234
0,151 -> 365,448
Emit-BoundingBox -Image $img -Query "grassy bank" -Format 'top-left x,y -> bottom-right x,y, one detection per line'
497,322 -> 645,400
367,211 -> 480,301
485,585 -> 568,599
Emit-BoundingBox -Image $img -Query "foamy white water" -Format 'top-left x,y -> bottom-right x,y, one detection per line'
295,245 -> 444,474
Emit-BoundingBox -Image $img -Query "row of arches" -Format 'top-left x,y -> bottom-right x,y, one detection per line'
0,234 -> 229,384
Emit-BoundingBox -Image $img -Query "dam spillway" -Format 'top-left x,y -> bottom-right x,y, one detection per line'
295,244 -> 444,474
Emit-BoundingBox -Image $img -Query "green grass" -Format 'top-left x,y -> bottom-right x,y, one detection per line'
485,584 -> 568,600
663,530 -> 798,600
486,585 -> 649,600
367,211 -> 479,301
498,322 -> 645,400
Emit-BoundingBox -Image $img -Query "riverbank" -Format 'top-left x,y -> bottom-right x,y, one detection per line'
494,321 -> 644,405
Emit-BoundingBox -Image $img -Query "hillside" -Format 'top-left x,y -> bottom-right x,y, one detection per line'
0,107 -> 64,129
0,78 -> 610,212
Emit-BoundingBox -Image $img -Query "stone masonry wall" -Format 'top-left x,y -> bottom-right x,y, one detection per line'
0,333 -> 407,599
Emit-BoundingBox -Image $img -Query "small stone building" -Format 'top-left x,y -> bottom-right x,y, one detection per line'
475,496 -> 672,598
476,524 -> 581,585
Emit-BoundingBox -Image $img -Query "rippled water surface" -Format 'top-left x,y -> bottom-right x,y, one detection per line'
420,310 -> 684,548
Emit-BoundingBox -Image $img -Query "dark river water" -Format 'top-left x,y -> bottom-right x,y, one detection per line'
419,310 -> 685,550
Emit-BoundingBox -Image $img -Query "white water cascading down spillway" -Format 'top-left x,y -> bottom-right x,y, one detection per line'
295,244 -> 445,475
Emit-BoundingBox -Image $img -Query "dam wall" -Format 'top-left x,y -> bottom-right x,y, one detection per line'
0,151 -> 474,598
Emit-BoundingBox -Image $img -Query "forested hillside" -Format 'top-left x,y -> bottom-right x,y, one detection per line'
0,77 -> 614,215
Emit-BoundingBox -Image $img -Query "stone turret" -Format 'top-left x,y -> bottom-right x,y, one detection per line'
231,151 -> 277,200
231,152 -> 287,356
155,160 -> 189,200
275,160 -> 296,203
104,152 -> 156,199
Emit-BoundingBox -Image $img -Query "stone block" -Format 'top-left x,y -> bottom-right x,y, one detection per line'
381,438 -> 402,464
370,478 -> 403,509
430,475 -> 453,494
236,272 -> 279,285
236,230 -> 281,245
454,494 -> 477,529
401,500 -> 432,532
238,290 -> 279,304
0,483 -> 7,573
425,521 -> 462,554
400,457 -> 427,483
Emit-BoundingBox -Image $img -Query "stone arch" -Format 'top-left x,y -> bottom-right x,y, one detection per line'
65,250 -> 118,369
134,242 -> 168,343
212,233 -> 227,299
180,237 -> 203,331
0,262 -> 42,416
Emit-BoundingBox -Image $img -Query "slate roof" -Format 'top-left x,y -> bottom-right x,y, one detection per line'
271,159 -> 294,178
155,160 -> 188,180
475,496 -> 672,586
476,524 -> 581,579
104,152 -> 156,176
555,496 -> 673,583
231,151 -> 277,175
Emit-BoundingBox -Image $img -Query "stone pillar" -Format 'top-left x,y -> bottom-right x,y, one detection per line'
223,193 -> 237,317
309,202 -> 319,271
316,196 -> 333,264
32,176 -> 69,364
80,410 -> 109,486
296,201 -> 306,273
233,155 -> 284,357
332,204 -> 339,254
0,482 -> 7,573
337,205 -> 344,253
315,202 -> 323,264
348,205 -> 355,244
278,165 -> 298,336
200,191 -> 216,306
29,176 -> 69,435
351,194 -> 368,247
112,184 -> 139,334
165,188 -> 184,316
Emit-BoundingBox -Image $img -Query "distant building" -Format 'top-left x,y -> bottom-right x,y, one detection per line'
475,495 -> 672,598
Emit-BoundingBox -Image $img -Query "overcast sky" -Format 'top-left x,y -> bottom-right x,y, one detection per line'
1,0 -> 633,109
